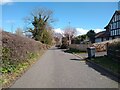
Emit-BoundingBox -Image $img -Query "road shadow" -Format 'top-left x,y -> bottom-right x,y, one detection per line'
70,58 -> 86,62
85,60 -> 120,83
63,49 -> 86,54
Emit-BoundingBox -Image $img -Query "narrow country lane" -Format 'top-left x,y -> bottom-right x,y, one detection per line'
11,47 -> 118,88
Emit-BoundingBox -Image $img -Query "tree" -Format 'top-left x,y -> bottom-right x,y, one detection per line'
24,7 -> 55,45
54,32 -> 63,45
80,34 -> 87,42
63,26 -> 76,45
73,34 -> 87,44
61,37 -> 68,49
86,30 -> 95,43
15,28 -> 24,36
41,29 -> 53,45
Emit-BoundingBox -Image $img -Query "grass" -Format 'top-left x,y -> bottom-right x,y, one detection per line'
0,50 -> 45,88
64,48 -> 86,54
90,56 -> 120,75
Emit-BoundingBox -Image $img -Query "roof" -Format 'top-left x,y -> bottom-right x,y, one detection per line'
95,31 -> 106,38
104,10 -> 120,28
117,10 -> 120,14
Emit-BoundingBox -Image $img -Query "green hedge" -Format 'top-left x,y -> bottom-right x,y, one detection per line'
107,40 -> 120,62
1,31 -> 51,88
1,31 -> 50,74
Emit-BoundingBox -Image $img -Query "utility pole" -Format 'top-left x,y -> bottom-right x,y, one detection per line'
68,21 -> 71,45
9,21 -> 14,33
118,1 -> 120,10
11,23 -> 13,33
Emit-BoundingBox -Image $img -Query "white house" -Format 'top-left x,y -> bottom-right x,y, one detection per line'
95,10 -> 120,43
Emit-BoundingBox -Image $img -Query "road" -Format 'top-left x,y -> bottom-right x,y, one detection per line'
11,47 -> 118,88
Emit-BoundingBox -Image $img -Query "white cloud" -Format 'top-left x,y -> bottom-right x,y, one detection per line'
76,28 -> 104,36
53,28 -> 64,34
0,0 -> 13,5
94,29 -> 104,33
76,28 -> 89,36
53,28 -> 104,36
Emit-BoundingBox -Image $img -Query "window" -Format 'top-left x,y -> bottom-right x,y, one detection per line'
112,30 -> 114,36
117,22 -> 119,28
115,30 -> 116,35
113,23 -> 116,29
116,29 -> 119,35
116,29 -> 118,35
110,31 -> 112,36
116,30 -> 117,35
115,23 -> 117,29
117,30 -> 118,35
119,29 -> 120,35
119,21 -> 120,28
112,23 -> 113,29
113,30 -> 115,36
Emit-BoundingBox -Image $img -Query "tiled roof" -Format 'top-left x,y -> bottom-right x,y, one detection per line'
117,10 -> 120,14
95,31 -> 106,38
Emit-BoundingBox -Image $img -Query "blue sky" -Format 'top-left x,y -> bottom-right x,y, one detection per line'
1,2 -> 119,35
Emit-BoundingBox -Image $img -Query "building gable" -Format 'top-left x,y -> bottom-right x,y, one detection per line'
105,10 -> 120,38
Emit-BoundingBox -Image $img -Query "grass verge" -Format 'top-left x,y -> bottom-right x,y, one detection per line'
0,50 -> 46,88
90,56 -> 120,75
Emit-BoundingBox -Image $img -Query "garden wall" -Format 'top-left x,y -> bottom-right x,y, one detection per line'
92,38 -> 120,52
69,38 -> 120,52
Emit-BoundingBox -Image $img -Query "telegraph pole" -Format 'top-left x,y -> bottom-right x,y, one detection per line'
68,21 -> 71,45
118,1 -> 120,10
11,23 -> 13,33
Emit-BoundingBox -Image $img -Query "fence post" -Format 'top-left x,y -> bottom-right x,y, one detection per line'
106,42 -> 109,56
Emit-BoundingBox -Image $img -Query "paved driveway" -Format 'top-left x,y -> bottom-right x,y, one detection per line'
11,47 -> 118,88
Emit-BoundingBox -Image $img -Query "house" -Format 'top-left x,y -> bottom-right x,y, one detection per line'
104,10 -> 120,39
95,31 -> 107,43
95,10 -> 120,43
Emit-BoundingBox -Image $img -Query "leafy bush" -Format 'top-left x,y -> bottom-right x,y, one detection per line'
1,31 -> 51,88
1,31 -> 50,74
108,41 -> 120,51
41,30 -> 53,45
107,40 -> 120,62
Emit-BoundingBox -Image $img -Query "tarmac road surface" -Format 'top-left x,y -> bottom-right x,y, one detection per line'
11,47 -> 119,88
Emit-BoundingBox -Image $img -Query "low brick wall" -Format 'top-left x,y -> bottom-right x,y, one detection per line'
69,38 -> 120,52
92,42 -> 107,52
92,38 -> 120,52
